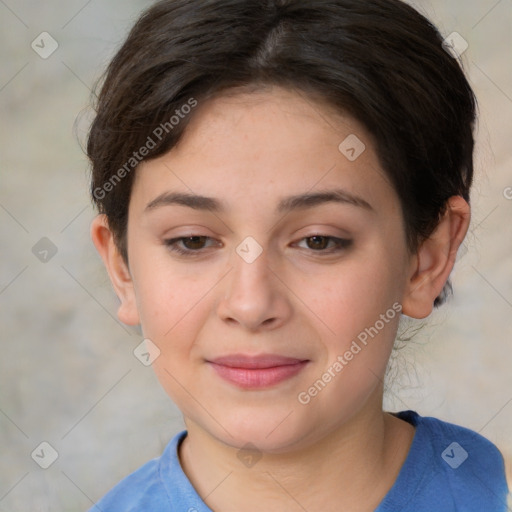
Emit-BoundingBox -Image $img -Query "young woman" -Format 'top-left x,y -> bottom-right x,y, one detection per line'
87,0 -> 510,509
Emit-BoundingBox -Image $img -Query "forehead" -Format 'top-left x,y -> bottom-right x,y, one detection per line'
131,86 -> 398,217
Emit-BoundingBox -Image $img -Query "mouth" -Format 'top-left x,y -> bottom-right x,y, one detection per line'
206,354 -> 310,389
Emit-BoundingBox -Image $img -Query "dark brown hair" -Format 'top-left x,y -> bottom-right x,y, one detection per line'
87,0 -> 477,306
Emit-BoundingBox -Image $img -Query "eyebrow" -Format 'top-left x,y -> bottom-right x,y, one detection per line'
144,188 -> 374,214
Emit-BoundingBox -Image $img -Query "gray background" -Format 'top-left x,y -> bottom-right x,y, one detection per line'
1,0 -> 511,510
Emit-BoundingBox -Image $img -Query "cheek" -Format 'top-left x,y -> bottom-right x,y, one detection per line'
305,256 -> 403,342
300,264 -> 402,405
136,283 -> 182,338
135,267 -> 213,408
131,253 -> 215,338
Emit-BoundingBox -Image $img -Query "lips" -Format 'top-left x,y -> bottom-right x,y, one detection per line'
207,354 -> 309,389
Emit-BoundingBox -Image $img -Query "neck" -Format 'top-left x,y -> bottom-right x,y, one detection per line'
178,389 -> 415,512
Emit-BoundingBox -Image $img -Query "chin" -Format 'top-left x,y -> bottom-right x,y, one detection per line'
203,411 -> 314,455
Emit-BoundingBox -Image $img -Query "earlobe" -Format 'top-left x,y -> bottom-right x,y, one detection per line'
90,214 -> 140,326
402,196 -> 471,319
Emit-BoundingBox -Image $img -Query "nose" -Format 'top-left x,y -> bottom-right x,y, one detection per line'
216,244 -> 292,332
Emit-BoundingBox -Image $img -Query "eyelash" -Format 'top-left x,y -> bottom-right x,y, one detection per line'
163,235 -> 353,257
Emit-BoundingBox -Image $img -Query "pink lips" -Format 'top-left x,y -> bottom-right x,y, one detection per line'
207,354 -> 309,389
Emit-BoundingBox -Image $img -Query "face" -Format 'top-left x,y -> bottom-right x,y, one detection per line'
121,86 -> 413,452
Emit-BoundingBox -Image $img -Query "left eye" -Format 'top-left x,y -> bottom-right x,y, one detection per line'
295,235 -> 352,252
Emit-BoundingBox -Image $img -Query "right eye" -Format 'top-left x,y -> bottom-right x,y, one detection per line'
163,236 -> 219,256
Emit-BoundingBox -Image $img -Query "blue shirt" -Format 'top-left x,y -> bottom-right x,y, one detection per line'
89,410 -> 509,511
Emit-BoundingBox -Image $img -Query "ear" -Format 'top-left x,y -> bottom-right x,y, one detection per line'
402,196 -> 470,319
90,214 -> 140,326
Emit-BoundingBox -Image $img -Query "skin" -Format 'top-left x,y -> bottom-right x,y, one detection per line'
91,85 -> 470,511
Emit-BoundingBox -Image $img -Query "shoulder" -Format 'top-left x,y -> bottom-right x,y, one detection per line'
383,410 -> 510,511
412,411 -> 506,473
90,457 -> 165,512
87,431 -> 188,512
